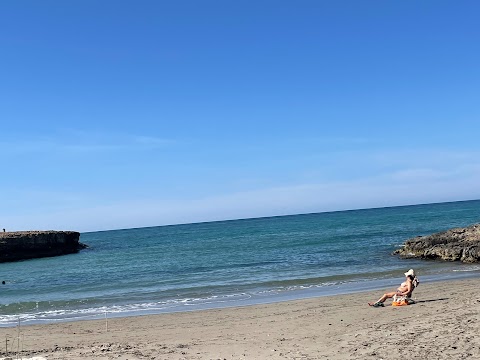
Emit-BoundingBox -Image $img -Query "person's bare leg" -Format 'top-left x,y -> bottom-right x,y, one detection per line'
369,292 -> 396,306
378,292 -> 397,303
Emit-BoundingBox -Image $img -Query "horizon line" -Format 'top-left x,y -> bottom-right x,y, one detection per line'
83,198 -> 480,234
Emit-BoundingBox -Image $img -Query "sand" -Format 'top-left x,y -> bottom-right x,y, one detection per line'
1,278 -> 479,359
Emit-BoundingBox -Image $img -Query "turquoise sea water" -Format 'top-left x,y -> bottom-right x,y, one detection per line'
1,200 -> 480,327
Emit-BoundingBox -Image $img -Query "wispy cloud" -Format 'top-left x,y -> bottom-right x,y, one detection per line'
132,135 -> 175,148
303,136 -> 373,145
388,168 -> 450,182
3,161 -> 479,232
2,147 -> 479,232
1,132 -> 176,155
370,149 -> 480,168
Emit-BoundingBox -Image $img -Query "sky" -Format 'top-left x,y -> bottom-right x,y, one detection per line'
1,1 -> 479,232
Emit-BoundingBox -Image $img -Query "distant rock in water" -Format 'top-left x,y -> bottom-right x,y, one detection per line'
0,231 -> 87,263
394,224 -> 480,263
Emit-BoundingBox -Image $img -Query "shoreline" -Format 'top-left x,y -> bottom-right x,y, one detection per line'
2,268 -> 480,328
1,277 -> 479,359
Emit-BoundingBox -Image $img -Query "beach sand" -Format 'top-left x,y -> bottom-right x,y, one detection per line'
1,278 -> 479,359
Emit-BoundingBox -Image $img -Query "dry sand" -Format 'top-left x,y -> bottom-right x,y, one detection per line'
1,278 -> 479,359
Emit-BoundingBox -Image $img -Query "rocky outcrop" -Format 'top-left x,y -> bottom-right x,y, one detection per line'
0,231 -> 87,263
394,224 -> 480,263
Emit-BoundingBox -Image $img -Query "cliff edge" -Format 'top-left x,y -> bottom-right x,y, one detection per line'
0,231 -> 87,263
394,223 -> 480,263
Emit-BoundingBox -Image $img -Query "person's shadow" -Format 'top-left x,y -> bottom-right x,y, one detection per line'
415,298 -> 449,303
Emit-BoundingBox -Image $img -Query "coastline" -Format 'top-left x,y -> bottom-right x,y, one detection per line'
2,266 -> 479,328
1,277 -> 479,359
4,201 -> 480,329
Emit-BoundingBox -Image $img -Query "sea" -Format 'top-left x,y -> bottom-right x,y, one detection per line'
1,200 -> 480,327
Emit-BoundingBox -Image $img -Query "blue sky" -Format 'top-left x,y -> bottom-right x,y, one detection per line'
1,1 -> 479,231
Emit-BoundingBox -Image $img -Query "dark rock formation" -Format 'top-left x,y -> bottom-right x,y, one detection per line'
0,231 -> 87,263
394,224 -> 480,263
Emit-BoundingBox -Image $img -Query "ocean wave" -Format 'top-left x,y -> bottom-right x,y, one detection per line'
0,292 -> 254,327
452,266 -> 480,272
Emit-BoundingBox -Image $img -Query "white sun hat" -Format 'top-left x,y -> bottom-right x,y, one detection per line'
404,269 -> 415,277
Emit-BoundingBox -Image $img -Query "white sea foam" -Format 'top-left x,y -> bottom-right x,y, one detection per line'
0,292 -> 255,327
452,266 -> 480,272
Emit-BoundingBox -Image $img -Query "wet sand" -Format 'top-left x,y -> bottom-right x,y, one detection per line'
1,277 -> 479,359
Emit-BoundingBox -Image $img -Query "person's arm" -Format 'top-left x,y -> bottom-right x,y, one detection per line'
398,281 -> 412,296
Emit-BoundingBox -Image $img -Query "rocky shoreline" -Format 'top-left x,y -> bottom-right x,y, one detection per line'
0,231 -> 87,263
394,223 -> 480,263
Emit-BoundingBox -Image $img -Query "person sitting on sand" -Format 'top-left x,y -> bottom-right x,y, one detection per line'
368,269 -> 419,307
